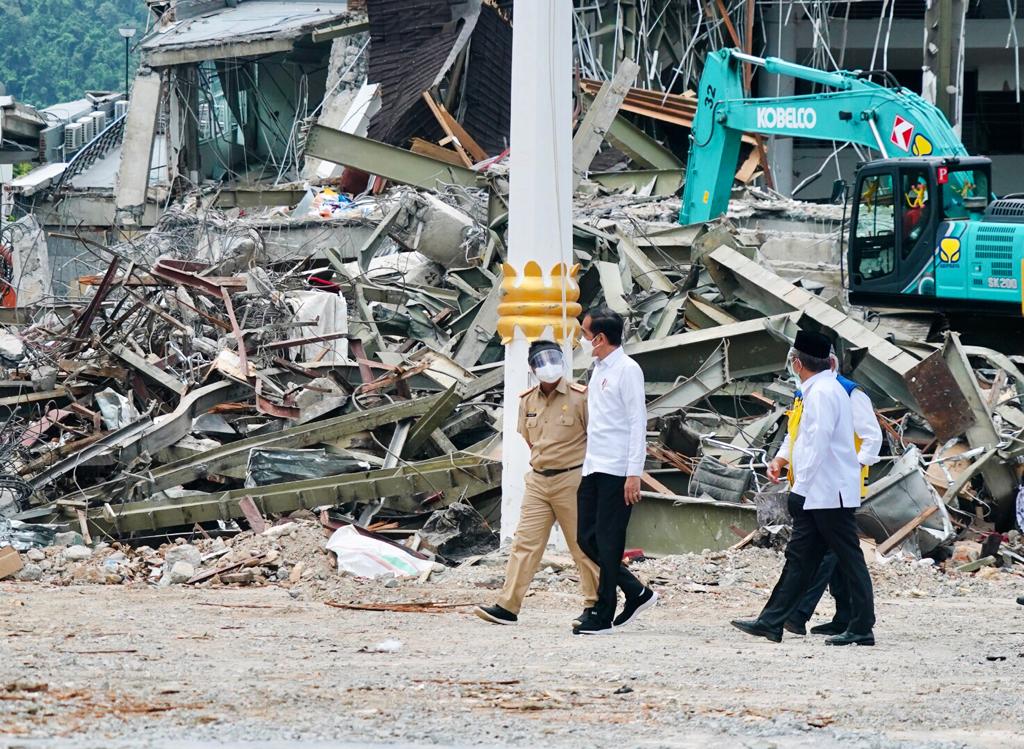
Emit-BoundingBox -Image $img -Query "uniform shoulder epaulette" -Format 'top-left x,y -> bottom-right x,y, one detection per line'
519,385 -> 538,397
570,382 -> 588,393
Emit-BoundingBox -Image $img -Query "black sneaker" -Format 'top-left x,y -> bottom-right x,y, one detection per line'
612,588 -> 659,628
572,614 -> 614,635
474,604 -> 517,625
572,607 -> 594,627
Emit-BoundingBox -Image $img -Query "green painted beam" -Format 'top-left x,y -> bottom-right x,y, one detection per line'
304,125 -> 481,191
625,493 -> 758,556
89,457 -> 500,536
604,113 -> 683,170
65,395 -> 445,505
590,169 -> 683,196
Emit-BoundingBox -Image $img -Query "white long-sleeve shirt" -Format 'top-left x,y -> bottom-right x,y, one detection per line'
785,369 -> 862,509
779,378 -> 882,467
582,347 -> 647,477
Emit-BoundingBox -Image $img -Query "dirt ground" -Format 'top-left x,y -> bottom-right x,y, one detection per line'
2,548 -> 1024,749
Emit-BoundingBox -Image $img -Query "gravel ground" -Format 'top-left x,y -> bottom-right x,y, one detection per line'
2,547 -> 1023,749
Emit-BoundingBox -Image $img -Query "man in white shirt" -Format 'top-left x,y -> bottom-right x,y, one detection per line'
731,330 -> 876,646
573,307 -> 658,635
773,351 -> 883,636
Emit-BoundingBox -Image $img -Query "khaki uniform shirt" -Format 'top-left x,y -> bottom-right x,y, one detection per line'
517,378 -> 588,471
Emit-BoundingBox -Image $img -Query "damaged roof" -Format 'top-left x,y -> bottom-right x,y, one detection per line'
141,0 -> 353,65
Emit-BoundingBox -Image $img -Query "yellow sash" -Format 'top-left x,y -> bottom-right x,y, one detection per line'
785,396 -> 868,497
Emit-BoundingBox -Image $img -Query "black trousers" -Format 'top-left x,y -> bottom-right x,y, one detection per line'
577,472 -> 646,624
790,550 -> 852,628
759,493 -> 875,635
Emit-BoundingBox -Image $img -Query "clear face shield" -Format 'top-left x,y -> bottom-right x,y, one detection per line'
529,346 -> 565,384
785,347 -> 801,388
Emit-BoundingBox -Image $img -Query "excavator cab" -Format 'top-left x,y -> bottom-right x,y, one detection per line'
848,157 -> 996,310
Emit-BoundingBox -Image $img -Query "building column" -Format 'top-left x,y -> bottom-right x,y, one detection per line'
498,1 -> 578,542
758,4 -> 796,196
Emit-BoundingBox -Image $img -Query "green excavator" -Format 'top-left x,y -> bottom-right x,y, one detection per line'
680,48 -> 1023,318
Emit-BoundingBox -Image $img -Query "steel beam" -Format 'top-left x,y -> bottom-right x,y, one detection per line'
609,314 -> 791,384
304,125 -> 480,191
402,384 -> 462,458
705,245 -> 926,411
573,59 -> 640,189
604,113 -> 683,170
625,493 -> 757,556
63,394 -> 443,505
646,340 -> 730,419
589,169 -> 684,196
88,457 -> 501,537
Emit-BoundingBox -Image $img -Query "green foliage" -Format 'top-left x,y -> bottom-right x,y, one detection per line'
0,0 -> 150,107
12,163 -> 32,178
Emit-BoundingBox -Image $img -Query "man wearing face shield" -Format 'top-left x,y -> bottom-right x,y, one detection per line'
731,330 -> 876,646
474,340 -> 599,626
772,348 -> 883,637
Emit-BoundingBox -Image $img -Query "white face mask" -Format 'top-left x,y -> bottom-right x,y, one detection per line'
579,336 -> 594,356
533,363 -> 563,384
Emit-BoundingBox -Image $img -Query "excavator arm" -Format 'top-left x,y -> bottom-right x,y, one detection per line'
680,48 -> 968,224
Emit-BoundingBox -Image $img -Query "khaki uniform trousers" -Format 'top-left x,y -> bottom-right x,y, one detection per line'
497,468 -> 599,614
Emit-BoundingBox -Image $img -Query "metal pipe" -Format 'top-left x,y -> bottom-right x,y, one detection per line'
730,49 -> 854,91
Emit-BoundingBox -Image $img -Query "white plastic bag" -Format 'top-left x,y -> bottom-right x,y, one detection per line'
324,525 -> 432,579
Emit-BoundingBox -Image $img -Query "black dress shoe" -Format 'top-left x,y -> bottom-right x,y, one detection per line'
1017,596 -> 1024,606
730,618 -> 782,643
474,604 -> 518,625
810,621 -> 849,636
572,607 -> 594,627
825,630 -> 875,646
784,620 -> 806,636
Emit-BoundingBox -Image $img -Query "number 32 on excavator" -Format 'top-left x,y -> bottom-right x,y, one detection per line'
680,48 -> 1024,316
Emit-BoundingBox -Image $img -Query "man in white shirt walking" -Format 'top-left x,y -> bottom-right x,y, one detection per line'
731,330 -> 876,646
573,307 -> 658,635
776,350 -> 883,636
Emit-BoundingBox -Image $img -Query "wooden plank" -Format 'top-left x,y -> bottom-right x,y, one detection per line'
641,471 -> 676,496
421,93 -> 473,166
572,59 -> 639,188
410,137 -> 466,167
238,496 -> 267,534
877,504 -> 939,556
421,92 -> 487,163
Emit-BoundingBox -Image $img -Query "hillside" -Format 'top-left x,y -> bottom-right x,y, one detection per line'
0,0 -> 151,107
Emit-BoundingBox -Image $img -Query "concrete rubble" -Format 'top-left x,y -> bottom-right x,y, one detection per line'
0,0 -> 1022,605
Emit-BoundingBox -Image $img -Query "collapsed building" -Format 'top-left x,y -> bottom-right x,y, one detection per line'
0,0 -> 1023,589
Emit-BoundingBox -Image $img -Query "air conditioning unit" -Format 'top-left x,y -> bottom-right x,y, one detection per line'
64,123 -> 83,152
114,100 -> 129,119
91,111 -> 107,134
76,116 -> 95,143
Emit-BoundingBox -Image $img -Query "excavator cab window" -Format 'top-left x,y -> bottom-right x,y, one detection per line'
942,167 -> 989,219
901,170 -> 930,259
853,173 -> 896,280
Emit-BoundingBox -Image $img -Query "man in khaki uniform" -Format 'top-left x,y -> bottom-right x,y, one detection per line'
475,340 -> 599,626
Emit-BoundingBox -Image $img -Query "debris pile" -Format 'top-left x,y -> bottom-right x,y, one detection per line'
0,4 -> 1022,593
